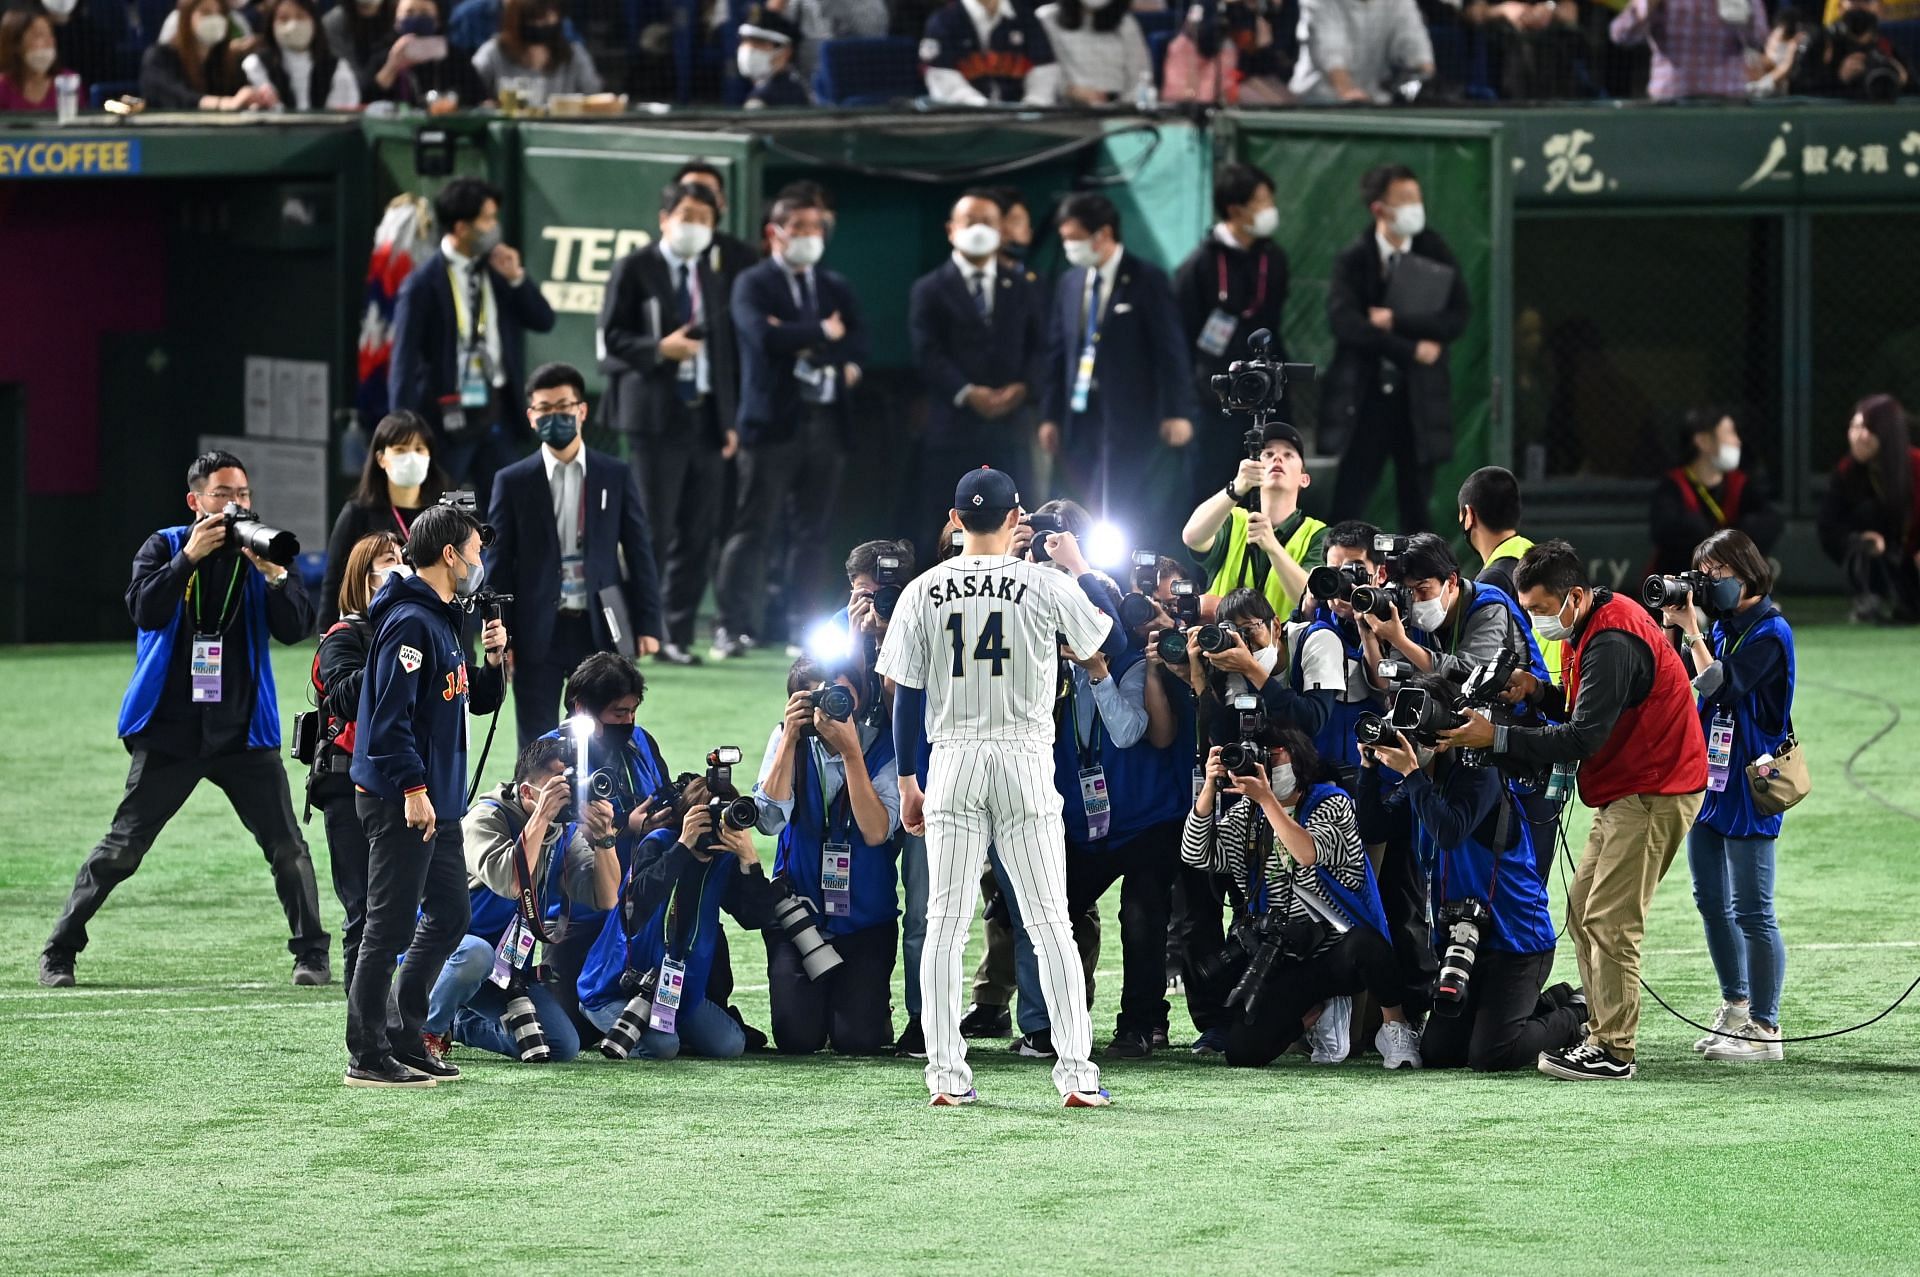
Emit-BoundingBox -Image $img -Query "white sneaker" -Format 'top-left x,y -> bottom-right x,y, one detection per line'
1306,996 -> 1352,1064
1705,1021 -> 1784,1063
1375,1019 -> 1423,1070
1693,1001 -> 1751,1053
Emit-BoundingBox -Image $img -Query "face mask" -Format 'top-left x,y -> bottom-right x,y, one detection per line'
42,0 -> 77,16
1002,240 -> 1029,262
470,223 -> 503,258
781,233 -> 824,267
275,19 -> 314,50
1249,206 -> 1280,238
737,44 -> 773,80
369,567 -> 397,596
954,223 -> 1001,259
1533,592 -> 1578,643
451,551 -> 484,599
1391,202 -> 1426,239
1254,643 -> 1280,674
601,722 -> 635,748
24,46 -> 56,72
1716,444 -> 1741,472
1270,763 -> 1297,798
1706,575 -> 1744,617
395,14 -> 437,35
535,412 -> 578,448
1408,596 -> 1447,633
666,220 -> 713,259
384,450 -> 431,490
1842,7 -> 1877,36
1062,237 -> 1101,270
194,14 -> 231,45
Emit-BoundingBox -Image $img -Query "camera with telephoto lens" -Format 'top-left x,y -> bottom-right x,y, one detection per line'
1642,570 -> 1711,611
767,879 -> 846,982
501,976 -> 552,1062
1023,511 -> 1068,564
1217,692 -> 1270,775
1433,897 -> 1493,1016
872,552 -> 906,621
219,503 -> 300,566
1209,328 -> 1317,418
1118,550 -> 1162,632
598,966 -> 659,1059
1194,910 -> 1325,1020
1308,561 -> 1372,606
1358,652 -> 1521,770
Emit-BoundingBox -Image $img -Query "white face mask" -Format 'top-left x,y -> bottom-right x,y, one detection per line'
1391,202 -> 1426,239
1249,206 -> 1280,238
1270,763 -> 1297,799
1533,592 -> 1578,643
1408,595 -> 1447,633
736,44 -> 774,81
275,19 -> 315,51
384,450 -> 431,490
1062,236 -> 1101,270
24,46 -> 56,72
666,220 -> 713,259
194,13 -> 231,45
781,233 -> 824,267
953,222 -> 1001,260
42,0 -> 77,16
1254,642 -> 1280,674
1716,444 -> 1741,472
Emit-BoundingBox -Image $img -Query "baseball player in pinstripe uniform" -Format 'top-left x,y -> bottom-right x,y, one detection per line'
876,468 -> 1115,1108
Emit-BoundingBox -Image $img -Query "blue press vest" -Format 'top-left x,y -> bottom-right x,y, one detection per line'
1419,770 -> 1556,955
1698,606 -> 1796,840
772,731 -> 901,936
578,831 -> 731,1015
1282,783 -> 1392,939
1052,649 -> 1183,847
1290,609 -> 1371,774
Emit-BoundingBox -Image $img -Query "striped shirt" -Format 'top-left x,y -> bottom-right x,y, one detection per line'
1180,788 -> 1367,940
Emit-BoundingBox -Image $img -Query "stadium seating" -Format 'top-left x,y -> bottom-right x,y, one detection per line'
812,36 -> 926,106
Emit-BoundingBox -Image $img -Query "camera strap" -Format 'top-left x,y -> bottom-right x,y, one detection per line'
509,816 -> 577,948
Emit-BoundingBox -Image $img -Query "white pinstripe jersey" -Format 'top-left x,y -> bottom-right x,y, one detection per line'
875,555 -> 1113,746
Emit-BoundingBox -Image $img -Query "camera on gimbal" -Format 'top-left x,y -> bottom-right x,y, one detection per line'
1210,329 -> 1316,422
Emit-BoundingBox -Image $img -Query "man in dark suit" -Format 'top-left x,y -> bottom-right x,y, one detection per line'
389,175 -> 556,501
485,362 -> 665,747
1039,193 -> 1197,550
714,193 -> 868,659
1324,163 -> 1470,535
598,181 -> 740,667
671,159 -> 762,279
909,188 -> 1048,542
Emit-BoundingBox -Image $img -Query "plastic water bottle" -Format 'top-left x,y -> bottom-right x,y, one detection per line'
1134,70 -> 1158,112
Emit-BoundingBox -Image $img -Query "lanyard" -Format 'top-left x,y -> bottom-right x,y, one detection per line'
664,861 -> 711,960
510,818 -> 577,944
391,505 -> 413,537
186,559 -> 244,636
1068,677 -> 1106,761
1691,478 -> 1727,526
447,260 -> 490,353
812,745 -> 851,844
1216,247 -> 1269,319
1081,270 -> 1106,348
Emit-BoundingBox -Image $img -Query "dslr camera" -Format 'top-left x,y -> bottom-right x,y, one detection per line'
701,746 -> 760,835
1023,511 -> 1068,564
1433,897 -> 1493,1017
220,504 -> 300,566
1307,561 -> 1372,607
797,681 -> 857,739
1217,692 -> 1269,776
1642,569 -> 1711,611
1355,651 -> 1521,770
1118,550 -> 1162,632
1348,534 -> 1412,621
1191,909 -> 1326,1020
1154,579 -> 1201,662
871,551 -> 906,621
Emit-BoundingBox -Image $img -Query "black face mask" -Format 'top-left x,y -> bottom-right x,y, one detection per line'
524,17 -> 561,42
601,722 -> 635,749
1842,8 -> 1878,37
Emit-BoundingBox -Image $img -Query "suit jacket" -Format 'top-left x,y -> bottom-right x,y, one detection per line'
1041,250 -> 1197,449
388,249 -> 558,437
1322,227 -> 1469,462
730,256 -> 870,448
909,258 -> 1049,444
484,446 -> 664,659
597,243 -> 741,440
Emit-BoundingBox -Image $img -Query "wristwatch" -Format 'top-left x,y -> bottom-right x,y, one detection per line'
1224,479 -> 1244,501
1683,632 -> 1703,647
590,834 -> 618,849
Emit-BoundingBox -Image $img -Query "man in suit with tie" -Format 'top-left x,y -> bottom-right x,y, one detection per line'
714,193 -> 868,660
1039,193 -> 1197,550
598,182 -> 741,668
671,159 -> 762,281
389,176 -> 557,499
908,189 -> 1048,540
1324,164 -> 1470,535
485,362 -> 665,747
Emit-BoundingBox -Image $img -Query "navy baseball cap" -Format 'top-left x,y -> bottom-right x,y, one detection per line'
1260,421 -> 1306,454
955,466 -> 1020,513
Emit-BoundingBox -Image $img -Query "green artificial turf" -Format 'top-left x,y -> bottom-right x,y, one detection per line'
3,622 -> 1919,1275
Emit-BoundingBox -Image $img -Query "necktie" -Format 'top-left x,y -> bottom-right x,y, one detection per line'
674,262 -> 692,327
1084,271 -> 1104,345
798,270 -> 817,320
971,271 -> 989,319
1386,251 -> 1402,282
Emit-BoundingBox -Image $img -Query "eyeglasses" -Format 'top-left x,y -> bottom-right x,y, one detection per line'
205,487 -> 251,502
530,401 -> 584,415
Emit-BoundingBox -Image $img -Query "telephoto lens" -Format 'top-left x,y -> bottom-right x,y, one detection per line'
1117,591 -> 1159,632
221,502 -> 300,566
1195,621 -> 1240,655
502,989 -> 553,1061
1433,898 -> 1494,1016
1354,713 -> 1390,748
1350,584 -> 1401,622
599,969 -> 659,1059
768,881 -> 845,981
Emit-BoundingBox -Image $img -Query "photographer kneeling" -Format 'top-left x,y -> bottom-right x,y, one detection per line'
752,658 -> 902,1056
1183,726 -> 1423,1070
1357,677 -> 1585,1072
422,737 -> 622,1065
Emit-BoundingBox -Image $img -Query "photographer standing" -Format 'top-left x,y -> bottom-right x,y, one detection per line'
1181,421 -> 1325,622
344,503 -> 507,1088
1360,533 -> 1547,688
1662,530 -> 1796,1063
43,451 -> 327,989
753,660 -> 902,1056
1441,540 -> 1706,1082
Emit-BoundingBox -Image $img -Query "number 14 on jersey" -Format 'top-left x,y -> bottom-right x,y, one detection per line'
946,611 -> 1011,676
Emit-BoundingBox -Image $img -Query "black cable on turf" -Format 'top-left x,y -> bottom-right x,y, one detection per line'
1799,678 -> 1918,822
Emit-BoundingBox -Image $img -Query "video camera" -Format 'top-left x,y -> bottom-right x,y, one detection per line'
1208,329 -> 1317,458
220,504 -> 300,566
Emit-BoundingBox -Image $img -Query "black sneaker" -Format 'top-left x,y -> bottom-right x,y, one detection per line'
293,953 -> 331,987
893,1020 -> 928,1059
1537,1041 -> 1634,1081
1009,1030 -> 1055,1060
725,1005 -> 770,1053
1106,1029 -> 1153,1059
344,1056 -> 438,1088
38,950 -> 76,988
391,1043 -> 461,1082
959,1003 -> 1011,1038
1151,1025 -> 1171,1050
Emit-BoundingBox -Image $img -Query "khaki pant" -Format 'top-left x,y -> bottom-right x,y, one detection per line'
1567,791 -> 1705,1062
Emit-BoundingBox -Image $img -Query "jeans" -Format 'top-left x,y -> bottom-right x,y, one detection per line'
766,921 -> 897,1055
428,935 -> 493,1034
1687,825 -> 1786,1027
458,981 -> 583,1063
1420,948 -> 1584,1072
900,831 -> 929,1019
583,993 -> 744,1060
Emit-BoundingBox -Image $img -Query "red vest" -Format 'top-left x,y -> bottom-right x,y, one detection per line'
1666,466 -> 1745,529
1564,593 -> 1707,808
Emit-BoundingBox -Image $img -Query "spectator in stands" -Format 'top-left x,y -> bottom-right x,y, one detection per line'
1036,0 -> 1152,103
737,6 -> 815,105
140,0 -> 273,110
0,6 -> 71,111
1790,0 -> 1912,97
13,0 -> 131,92
242,0 -> 360,108
1819,393 -> 1920,623
471,0 -> 599,102
324,0 -> 395,97
388,175 -> 556,495
373,0 -> 485,107
1464,0 -> 1595,98
1291,0 -> 1434,102
1163,0 -> 1295,104
1608,0 -> 1767,98
1174,162 -> 1292,510
921,0 -> 1062,103
778,0 -> 889,80
319,410 -> 447,628
1649,407 -> 1782,579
